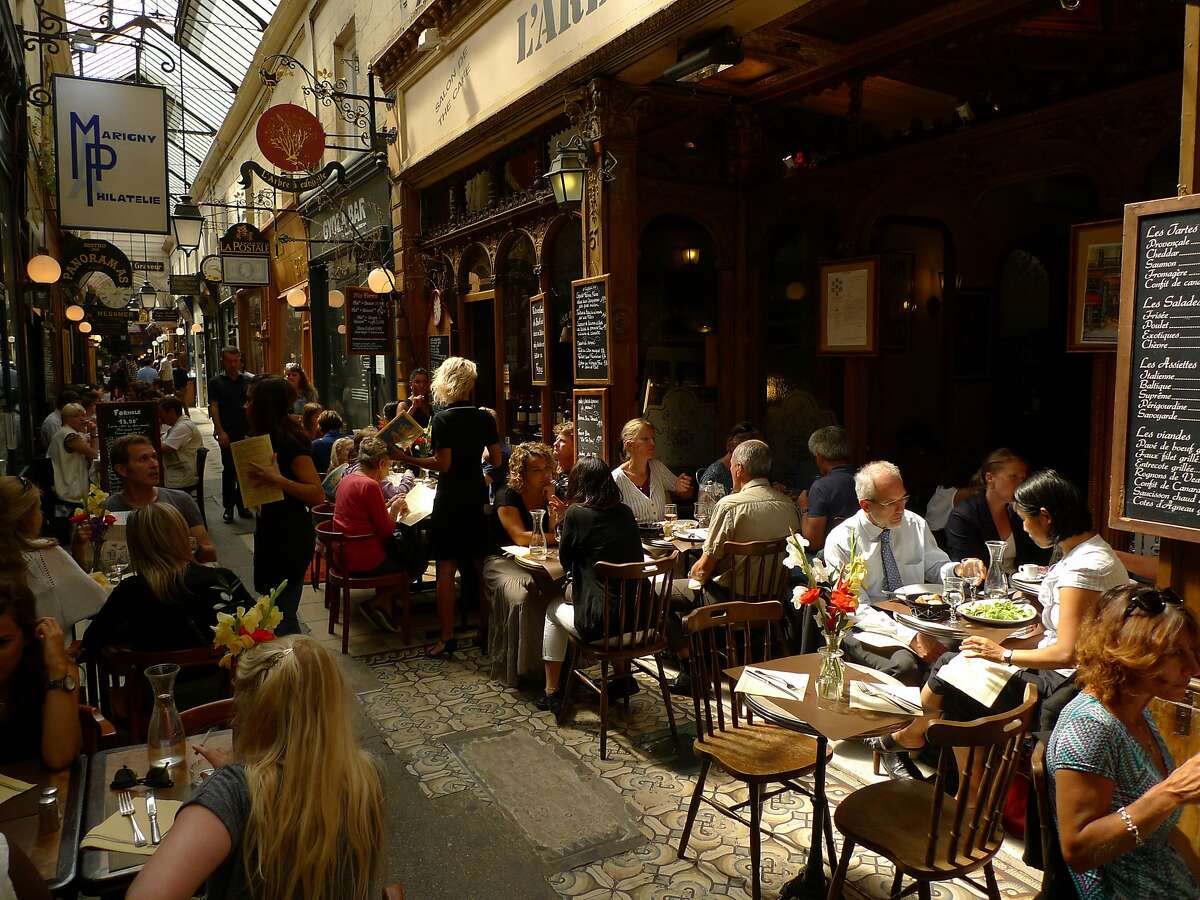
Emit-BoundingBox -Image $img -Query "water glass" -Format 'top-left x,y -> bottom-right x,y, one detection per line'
943,575 -> 966,626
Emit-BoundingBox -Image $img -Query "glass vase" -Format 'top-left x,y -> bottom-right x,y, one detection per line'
816,632 -> 846,702
145,664 -> 187,769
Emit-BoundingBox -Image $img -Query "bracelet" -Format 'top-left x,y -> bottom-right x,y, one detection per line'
1117,806 -> 1142,846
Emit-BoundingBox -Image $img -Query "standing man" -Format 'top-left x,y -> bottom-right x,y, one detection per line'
172,353 -> 190,406
157,353 -> 173,390
208,346 -> 253,523
136,358 -> 159,385
796,425 -> 860,551
39,389 -> 80,452
159,397 -> 203,488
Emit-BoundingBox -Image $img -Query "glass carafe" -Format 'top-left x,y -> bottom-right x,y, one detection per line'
983,540 -> 1008,599
145,664 -> 186,768
529,509 -> 547,560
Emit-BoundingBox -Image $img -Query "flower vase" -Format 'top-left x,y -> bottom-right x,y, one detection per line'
816,632 -> 846,702
91,541 -> 104,575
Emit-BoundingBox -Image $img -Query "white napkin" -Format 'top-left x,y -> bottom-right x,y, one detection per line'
936,653 -> 1021,707
855,604 -> 919,646
0,773 -> 34,805
848,681 -> 923,715
502,545 -> 531,558
851,629 -> 911,652
734,667 -> 809,702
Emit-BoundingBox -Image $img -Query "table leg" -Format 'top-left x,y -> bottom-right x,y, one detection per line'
781,734 -> 829,899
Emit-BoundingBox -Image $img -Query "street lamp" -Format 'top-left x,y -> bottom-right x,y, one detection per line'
170,195 -> 205,256
327,289 -> 345,309
367,267 -> 395,294
545,138 -> 588,206
286,286 -> 307,308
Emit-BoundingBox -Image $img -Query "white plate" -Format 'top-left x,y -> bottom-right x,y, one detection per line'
958,600 -> 1038,627
674,527 -> 709,542
893,583 -> 946,600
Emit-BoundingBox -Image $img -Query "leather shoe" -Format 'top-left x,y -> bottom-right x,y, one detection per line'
879,750 -> 923,780
222,508 -> 234,523
238,507 -> 253,520
535,691 -> 562,713
668,669 -> 692,697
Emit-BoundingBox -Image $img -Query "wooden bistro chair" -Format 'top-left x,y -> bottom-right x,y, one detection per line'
556,552 -> 680,760
678,600 -> 831,900
310,501 -> 335,594
184,445 -> 210,528
828,683 -> 1039,900
316,519 -> 413,653
179,697 -> 236,736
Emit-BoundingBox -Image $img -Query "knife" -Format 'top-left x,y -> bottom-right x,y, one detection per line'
745,668 -> 803,700
858,682 -> 923,714
146,791 -> 161,845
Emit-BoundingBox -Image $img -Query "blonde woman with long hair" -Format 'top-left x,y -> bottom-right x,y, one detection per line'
0,475 -> 105,628
127,636 -> 386,900
80,503 -> 250,656
612,417 -> 693,523
393,356 -> 502,658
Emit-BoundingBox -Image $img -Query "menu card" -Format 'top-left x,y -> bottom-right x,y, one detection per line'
230,435 -> 284,508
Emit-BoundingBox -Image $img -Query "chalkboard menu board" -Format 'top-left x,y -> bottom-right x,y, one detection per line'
428,334 -> 449,371
573,389 -> 607,462
97,401 -> 162,492
1110,195 -> 1200,543
571,275 -> 611,384
530,294 -> 547,386
346,286 -> 390,355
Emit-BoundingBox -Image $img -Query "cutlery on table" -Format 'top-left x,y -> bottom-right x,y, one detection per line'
745,668 -> 803,700
146,790 -> 161,845
858,681 -> 923,714
118,790 -> 148,847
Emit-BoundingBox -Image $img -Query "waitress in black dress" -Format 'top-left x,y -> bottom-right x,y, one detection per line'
393,357 -> 501,658
243,376 -> 325,635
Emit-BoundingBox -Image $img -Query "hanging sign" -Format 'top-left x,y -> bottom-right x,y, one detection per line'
530,293 -> 547,386
132,260 -> 164,272
150,308 -> 180,322
169,273 -> 202,295
256,103 -> 326,172
219,222 -> 270,286
239,159 -> 346,194
60,236 -> 133,291
52,74 -> 169,233
345,286 -> 390,355
97,401 -> 163,492
91,307 -> 134,336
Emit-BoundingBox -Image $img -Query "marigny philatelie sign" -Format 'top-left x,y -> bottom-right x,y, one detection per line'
52,75 -> 170,234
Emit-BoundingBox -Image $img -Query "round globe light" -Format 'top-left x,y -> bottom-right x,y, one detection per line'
367,267 -> 395,294
190,322 -> 203,334
286,286 -> 307,308
175,326 -> 185,335
327,289 -> 345,309
77,321 -> 92,333
65,304 -> 85,321
336,323 -> 346,335
27,253 -> 61,284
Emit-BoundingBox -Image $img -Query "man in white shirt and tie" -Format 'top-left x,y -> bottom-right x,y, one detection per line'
824,460 -> 985,686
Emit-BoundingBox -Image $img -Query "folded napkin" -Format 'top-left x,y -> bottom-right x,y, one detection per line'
734,667 -> 809,702
848,680 -> 923,715
851,629 -> 911,653
936,653 -> 1020,708
502,545 -> 531,558
81,795 -> 182,856
0,773 -> 35,805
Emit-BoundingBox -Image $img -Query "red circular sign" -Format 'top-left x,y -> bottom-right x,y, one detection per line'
256,104 -> 325,172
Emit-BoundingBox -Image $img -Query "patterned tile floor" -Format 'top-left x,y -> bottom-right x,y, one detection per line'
358,644 -> 1042,900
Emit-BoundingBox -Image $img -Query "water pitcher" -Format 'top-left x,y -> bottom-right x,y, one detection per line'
529,509 -> 547,560
983,540 -> 1008,599
145,664 -> 187,768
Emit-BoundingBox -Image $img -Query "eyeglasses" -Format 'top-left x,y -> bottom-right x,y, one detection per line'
1123,587 -> 1184,620
871,494 -> 910,509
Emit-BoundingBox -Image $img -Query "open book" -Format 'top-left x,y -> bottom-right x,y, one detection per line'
378,411 -> 425,450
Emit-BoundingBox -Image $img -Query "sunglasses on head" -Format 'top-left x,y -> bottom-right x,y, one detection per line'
1123,586 -> 1184,621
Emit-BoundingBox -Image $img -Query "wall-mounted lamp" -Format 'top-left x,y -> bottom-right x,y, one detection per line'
367,267 -> 396,294
77,320 -> 92,333
286,286 -> 307,308
545,132 -> 618,207
65,304 -> 85,321
681,248 -> 701,265
190,322 -> 203,334
27,251 -> 61,284
328,289 -> 346,309
336,323 -> 346,335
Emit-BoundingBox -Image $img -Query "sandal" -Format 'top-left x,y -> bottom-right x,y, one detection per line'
425,638 -> 457,659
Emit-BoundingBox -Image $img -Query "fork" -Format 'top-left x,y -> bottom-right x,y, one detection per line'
118,791 -> 148,847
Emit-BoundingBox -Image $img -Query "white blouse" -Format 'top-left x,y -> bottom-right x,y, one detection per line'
612,459 -> 679,523
24,544 -> 107,628
1038,534 -> 1130,674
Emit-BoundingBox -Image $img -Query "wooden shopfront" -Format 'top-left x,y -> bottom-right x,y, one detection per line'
263,210 -> 311,378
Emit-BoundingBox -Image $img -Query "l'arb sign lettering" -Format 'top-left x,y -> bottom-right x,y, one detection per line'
52,75 -> 169,234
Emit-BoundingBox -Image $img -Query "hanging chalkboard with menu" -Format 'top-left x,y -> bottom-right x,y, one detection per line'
571,275 -> 611,384
97,401 -> 162,492
345,286 -> 390,355
573,389 -> 607,463
1109,195 -> 1200,543
530,293 -> 548,386
428,334 -> 449,372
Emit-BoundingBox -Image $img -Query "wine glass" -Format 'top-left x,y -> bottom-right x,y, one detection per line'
663,503 -> 678,538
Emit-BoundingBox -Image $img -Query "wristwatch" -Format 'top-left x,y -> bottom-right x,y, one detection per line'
46,674 -> 78,693
1002,649 -> 1014,664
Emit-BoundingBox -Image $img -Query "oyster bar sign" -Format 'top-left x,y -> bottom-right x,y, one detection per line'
403,0 -> 673,167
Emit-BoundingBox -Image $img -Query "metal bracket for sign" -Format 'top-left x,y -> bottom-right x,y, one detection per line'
259,54 -> 397,152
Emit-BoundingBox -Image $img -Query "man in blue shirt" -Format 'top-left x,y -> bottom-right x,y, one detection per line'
136,358 -> 159,384
310,410 -> 351,473
797,425 -> 859,551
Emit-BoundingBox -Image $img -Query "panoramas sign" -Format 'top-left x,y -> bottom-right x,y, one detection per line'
52,74 -> 169,233
256,104 -> 325,172
60,236 -> 133,292
403,0 -> 674,167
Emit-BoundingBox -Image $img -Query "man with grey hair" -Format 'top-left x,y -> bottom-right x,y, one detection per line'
797,425 -> 858,551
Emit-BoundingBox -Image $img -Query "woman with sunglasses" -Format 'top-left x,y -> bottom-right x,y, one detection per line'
868,470 -> 1130,768
1049,584 -> 1200,898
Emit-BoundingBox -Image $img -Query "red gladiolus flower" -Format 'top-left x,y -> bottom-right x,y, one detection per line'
248,629 -> 276,644
69,513 -> 87,524
829,586 -> 858,613
797,587 -> 821,606
103,515 -> 116,525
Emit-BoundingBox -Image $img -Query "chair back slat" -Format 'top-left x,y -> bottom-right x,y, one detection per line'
722,539 -> 790,606
593,552 -> 677,658
682,601 -> 784,740
922,683 -> 1038,867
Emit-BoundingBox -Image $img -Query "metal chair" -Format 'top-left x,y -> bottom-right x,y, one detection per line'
556,551 -> 681,760
315,520 -> 413,653
828,684 -> 1039,900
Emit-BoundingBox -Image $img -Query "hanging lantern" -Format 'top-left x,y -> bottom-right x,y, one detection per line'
286,286 -> 307,308
77,321 -> 92,333
367,267 -> 395,294
65,304 -> 86,321
170,195 -> 205,255
138,280 -> 159,310
27,252 -> 61,284
544,140 -> 588,206
327,289 -> 345,309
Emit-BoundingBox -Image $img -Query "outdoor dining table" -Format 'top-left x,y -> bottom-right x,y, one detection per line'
79,730 -> 233,892
723,653 -> 915,899
0,755 -> 86,895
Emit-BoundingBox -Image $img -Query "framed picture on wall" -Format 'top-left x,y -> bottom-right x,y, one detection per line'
1067,219 -> 1122,352
818,257 -> 878,354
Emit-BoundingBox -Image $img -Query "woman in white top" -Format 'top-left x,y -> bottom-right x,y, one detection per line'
869,469 -> 1130,764
0,476 -> 105,629
48,402 -> 97,506
611,418 -> 694,523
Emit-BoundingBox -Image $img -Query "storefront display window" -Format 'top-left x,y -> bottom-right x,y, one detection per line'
501,235 -> 538,441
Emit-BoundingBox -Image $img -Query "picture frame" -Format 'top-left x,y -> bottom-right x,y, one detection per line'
818,257 -> 878,354
1067,219 -> 1122,352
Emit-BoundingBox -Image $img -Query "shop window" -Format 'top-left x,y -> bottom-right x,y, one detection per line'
547,217 -> 581,423
499,234 -> 537,441
464,169 -> 491,213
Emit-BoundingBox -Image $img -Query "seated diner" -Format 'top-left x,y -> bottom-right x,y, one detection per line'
612,417 -> 694,523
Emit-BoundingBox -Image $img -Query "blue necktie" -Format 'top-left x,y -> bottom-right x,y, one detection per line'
879,528 -> 902,592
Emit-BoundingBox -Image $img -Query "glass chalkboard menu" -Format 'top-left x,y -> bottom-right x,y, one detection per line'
571,275 -> 611,384
428,334 -> 449,372
97,401 -> 162,492
1110,195 -> 1200,543
573,389 -> 607,462
530,294 -> 547,386
346,286 -> 390,355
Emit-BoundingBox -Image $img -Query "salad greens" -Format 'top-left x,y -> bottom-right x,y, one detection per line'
961,599 -> 1035,622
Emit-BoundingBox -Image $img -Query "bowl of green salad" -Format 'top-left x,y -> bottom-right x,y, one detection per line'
958,598 -> 1038,627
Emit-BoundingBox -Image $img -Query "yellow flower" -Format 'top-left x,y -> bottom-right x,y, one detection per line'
264,607 -> 283,631
240,606 -> 262,634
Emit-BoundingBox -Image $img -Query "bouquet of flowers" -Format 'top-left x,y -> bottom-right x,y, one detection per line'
69,484 -> 116,572
212,580 -> 287,668
408,424 -> 434,459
